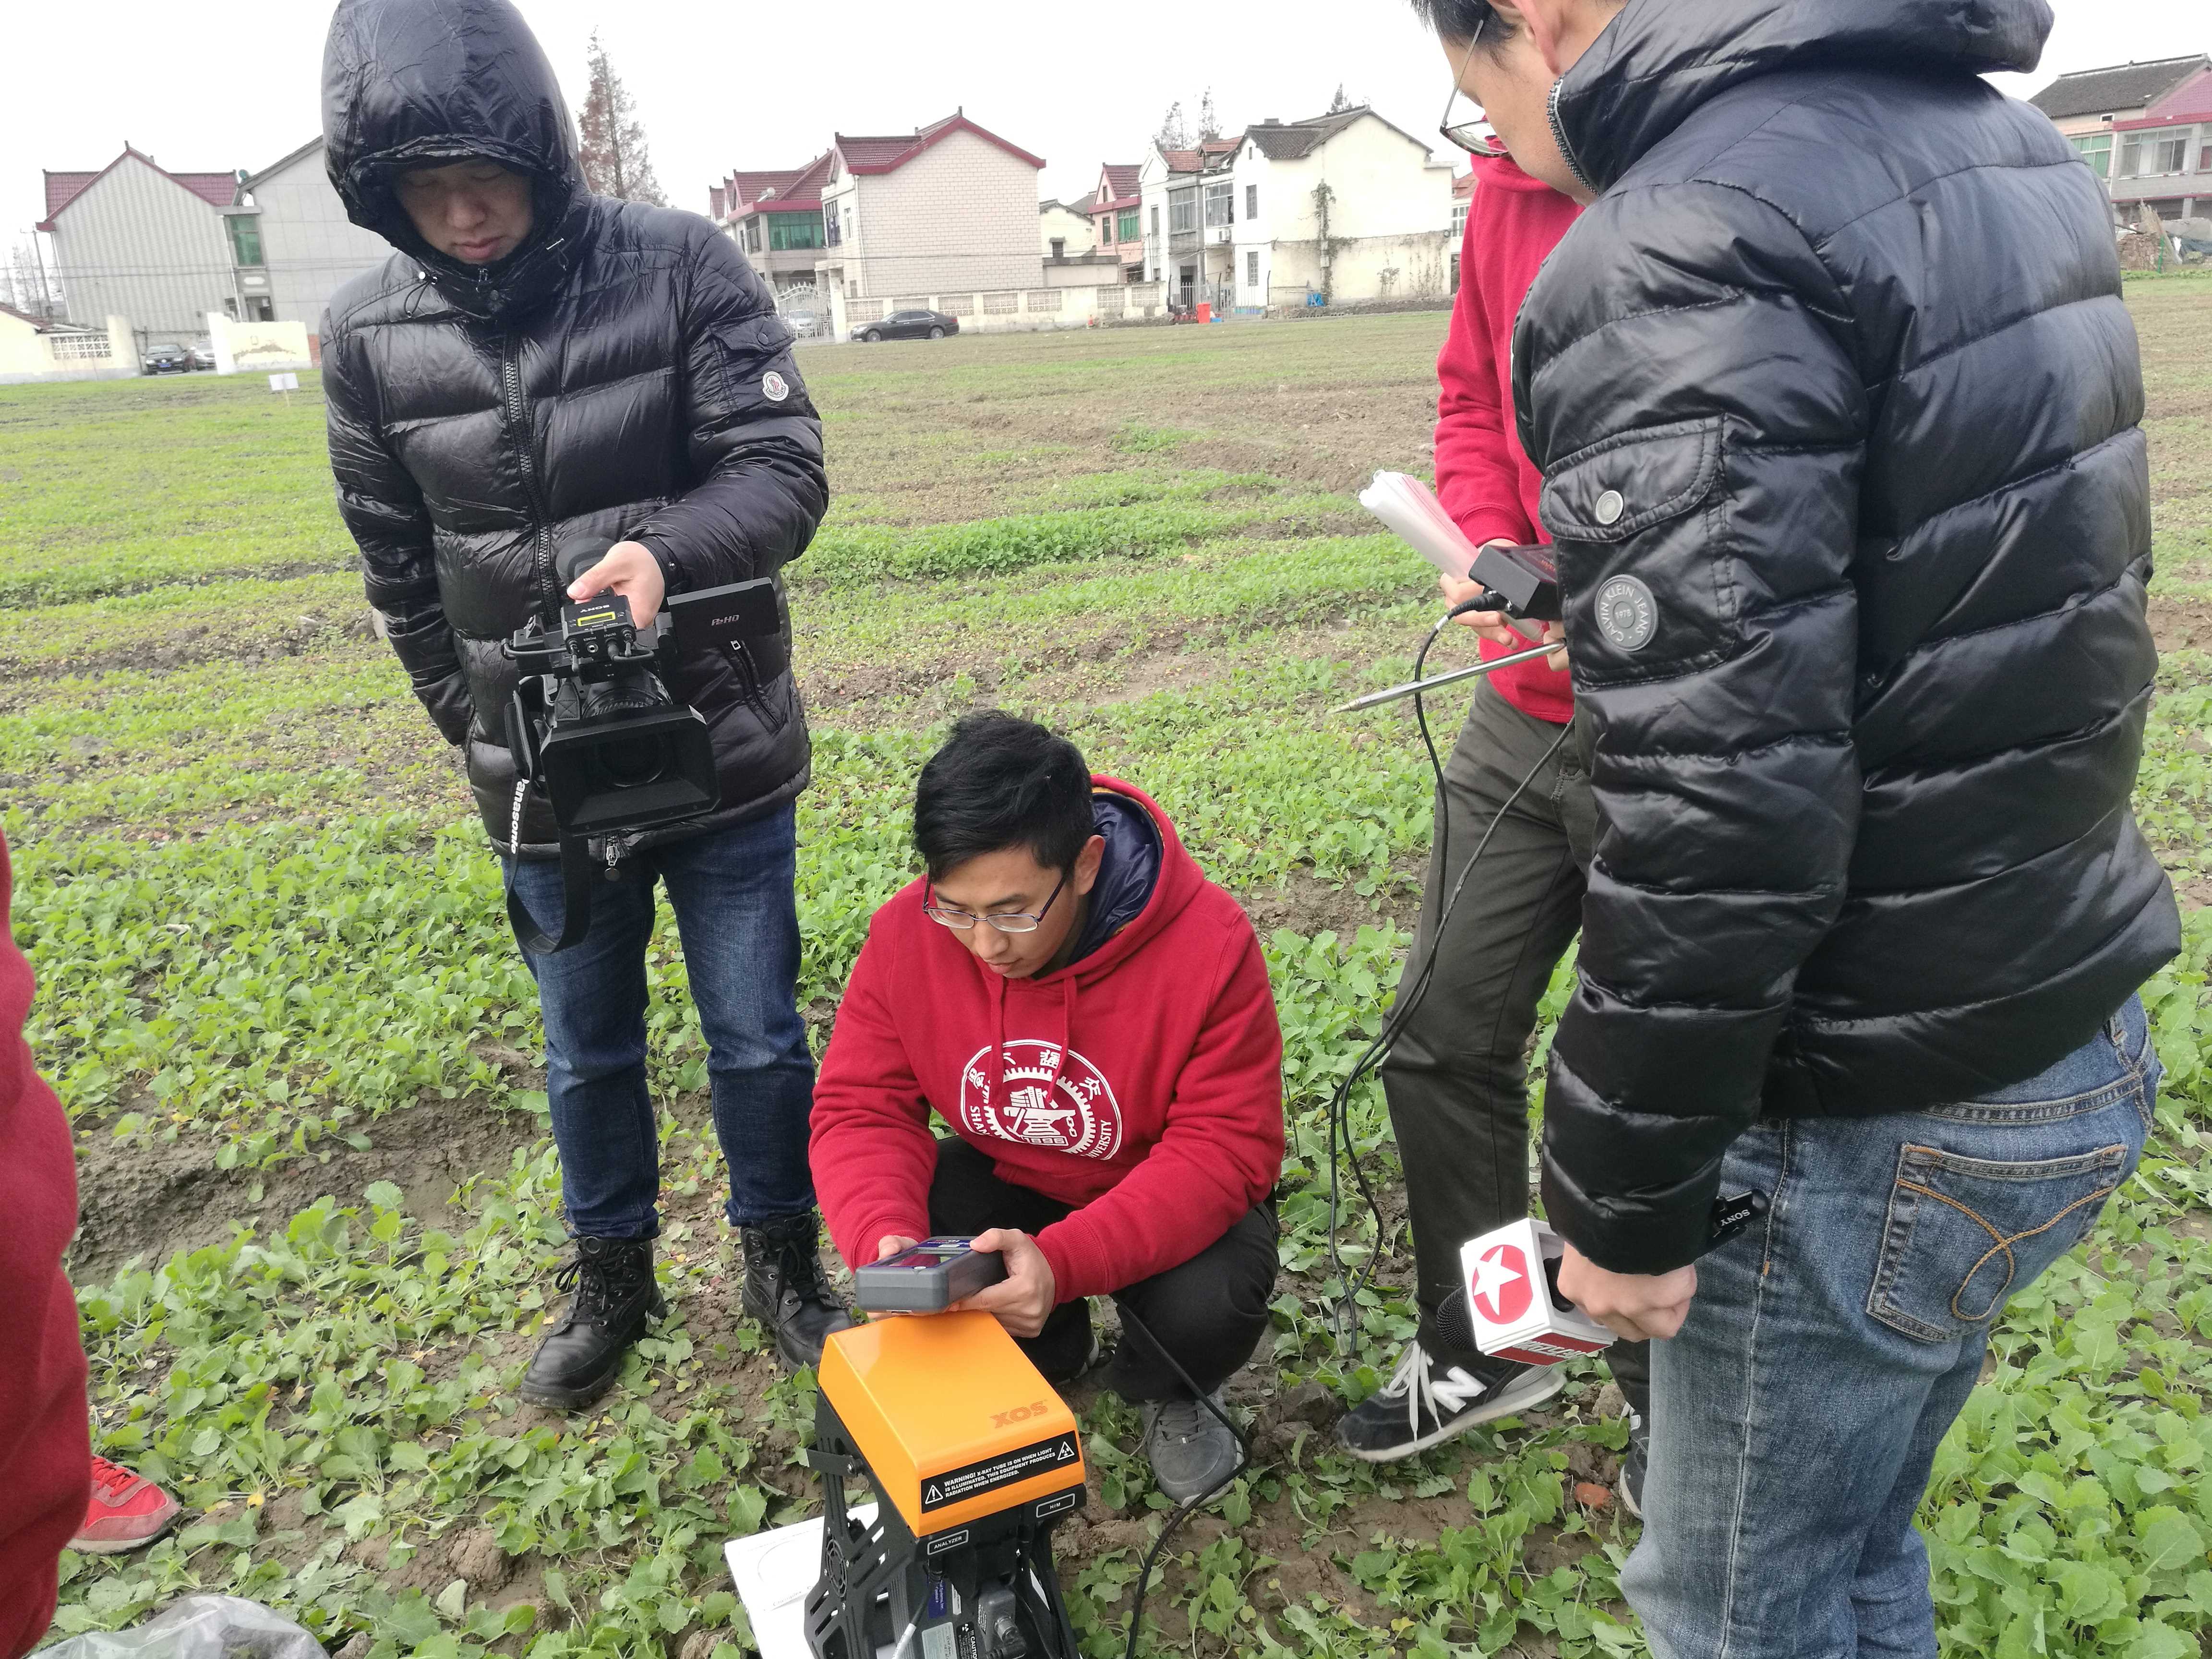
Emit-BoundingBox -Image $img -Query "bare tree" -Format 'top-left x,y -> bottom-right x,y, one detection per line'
1197,88 -> 1221,142
577,31 -> 668,205
5,240 -> 59,321
1154,101 -> 1190,152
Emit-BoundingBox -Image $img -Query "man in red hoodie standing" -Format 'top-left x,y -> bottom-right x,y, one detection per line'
1334,106 -> 1651,1501
811,712 -> 1285,1503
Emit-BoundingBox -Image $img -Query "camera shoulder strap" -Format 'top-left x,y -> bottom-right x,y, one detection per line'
503,833 -> 597,955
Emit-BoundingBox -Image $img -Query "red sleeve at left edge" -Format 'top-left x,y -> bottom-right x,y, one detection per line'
0,833 -> 90,1659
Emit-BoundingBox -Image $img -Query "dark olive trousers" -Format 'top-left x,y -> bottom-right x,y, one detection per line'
1377,679 -> 1648,1405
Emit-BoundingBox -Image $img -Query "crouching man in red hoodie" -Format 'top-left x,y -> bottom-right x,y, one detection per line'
811,712 -> 1286,1503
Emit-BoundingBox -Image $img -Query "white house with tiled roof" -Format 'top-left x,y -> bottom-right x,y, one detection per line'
1136,137 -> 1240,304
40,146 -> 253,346
711,151 -> 836,296
2029,57 -> 2212,223
814,111 -> 1045,306
1229,108 -> 1456,312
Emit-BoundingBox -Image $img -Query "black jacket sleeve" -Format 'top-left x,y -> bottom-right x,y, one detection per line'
323,318 -> 473,746
632,228 -> 828,586
1520,182 -> 1868,1273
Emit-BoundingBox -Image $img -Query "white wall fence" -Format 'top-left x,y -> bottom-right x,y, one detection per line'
0,313 -> 138,384
829,282 -> 1166,338
204,312 -> 313,374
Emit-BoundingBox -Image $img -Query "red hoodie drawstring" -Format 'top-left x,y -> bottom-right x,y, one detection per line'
1043,976 -> 1074,1106
988,969 -> 1078,1129
991,971 -> 1010,1113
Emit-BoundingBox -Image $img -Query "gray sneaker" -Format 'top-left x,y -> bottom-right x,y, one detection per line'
1142,1391 -> 1243,1504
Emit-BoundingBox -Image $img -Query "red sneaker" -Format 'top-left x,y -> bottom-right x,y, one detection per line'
71,1456 -> 181,1555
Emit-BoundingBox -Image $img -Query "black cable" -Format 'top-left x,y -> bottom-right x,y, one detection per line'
1113,1304 -> 1250,1659
1322,609 -> 1568,1353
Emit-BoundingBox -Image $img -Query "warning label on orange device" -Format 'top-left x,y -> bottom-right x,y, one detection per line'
920,1432 -> 1081,1513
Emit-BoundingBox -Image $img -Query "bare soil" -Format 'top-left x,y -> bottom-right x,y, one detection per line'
2150,592 -> 2212,654
68,1088 -> 546,1282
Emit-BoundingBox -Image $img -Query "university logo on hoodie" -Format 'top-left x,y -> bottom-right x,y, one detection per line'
958,1039 -> 1124,1159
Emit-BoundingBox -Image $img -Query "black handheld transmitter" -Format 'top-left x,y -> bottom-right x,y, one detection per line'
1467,541 -> 1562,624
854,1236 -> 1010,1313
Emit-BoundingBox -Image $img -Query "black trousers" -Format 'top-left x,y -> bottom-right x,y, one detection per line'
1376,680 -> 1649,1407
926,1137 -> 1278,1402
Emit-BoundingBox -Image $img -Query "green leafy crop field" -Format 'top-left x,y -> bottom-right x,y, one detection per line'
5,290 -> 2212,1659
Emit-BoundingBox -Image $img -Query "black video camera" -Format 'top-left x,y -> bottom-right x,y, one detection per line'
498,542 -> 783,952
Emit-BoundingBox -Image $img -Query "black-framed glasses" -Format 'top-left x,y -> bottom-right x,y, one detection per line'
923,868 -> 1070,934
1439,18 -> 1497,156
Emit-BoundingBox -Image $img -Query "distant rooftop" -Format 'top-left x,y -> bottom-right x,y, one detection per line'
40,145 -> 237,228
713,151 -> 835,222
1243,109 -> 1368,161
2028,55 -> 2211,121
834,112 -> 1044,176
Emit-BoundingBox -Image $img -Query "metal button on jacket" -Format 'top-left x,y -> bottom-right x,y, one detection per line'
1594,488 -> 1625,526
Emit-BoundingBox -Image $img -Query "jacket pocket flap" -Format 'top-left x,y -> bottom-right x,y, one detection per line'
1540,417 -> 1723,544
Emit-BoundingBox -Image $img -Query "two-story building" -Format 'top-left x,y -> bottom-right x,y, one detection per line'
1227,108 -> 1457,313
2107,66 -> 2212,228
2029,54 -> 2210,208
1137,138 -> 1240,307
710,151 -> 834,301
1090,163 -> 1143,280
232,137 -> 395,351
815,112 -> 1045,308
40,146 -> 252,347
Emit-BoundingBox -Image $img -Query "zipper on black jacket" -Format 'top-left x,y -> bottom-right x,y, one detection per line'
500,333 -> 560,620
1547,81 -> 1597,197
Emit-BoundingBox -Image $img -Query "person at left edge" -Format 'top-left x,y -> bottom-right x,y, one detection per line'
810,713 -> 1285,1505
318,0 -> 846,1404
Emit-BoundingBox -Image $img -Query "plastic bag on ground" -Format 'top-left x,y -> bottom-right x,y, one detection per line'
40,1596 -> 326,1659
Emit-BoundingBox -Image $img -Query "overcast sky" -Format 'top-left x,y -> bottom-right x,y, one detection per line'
5,0 -> 2206,246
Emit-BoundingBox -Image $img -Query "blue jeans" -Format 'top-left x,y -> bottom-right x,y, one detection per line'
504,807 -> 817,1239
1622,996 -> 2159,1659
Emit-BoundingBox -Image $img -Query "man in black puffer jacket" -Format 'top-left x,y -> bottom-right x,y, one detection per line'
319,0 -> 849,1404
1415,0 -> 2180,1651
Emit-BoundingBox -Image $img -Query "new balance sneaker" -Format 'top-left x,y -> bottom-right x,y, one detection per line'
1618,1404 -> 1648,1518
1336,1340 -> 1565,1463
72,1456 -> 181,1555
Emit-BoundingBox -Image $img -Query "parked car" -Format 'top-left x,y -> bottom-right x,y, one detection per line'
783,311 -> 822,338
141,344 -> 192,374
851,309 -> 959,343
189,339 -> 216,371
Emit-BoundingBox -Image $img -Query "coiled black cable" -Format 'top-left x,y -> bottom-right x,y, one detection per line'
1113,1303 -> 1250,1659
1322,610 -> 1569,1350
1113,612 -> 1567,1656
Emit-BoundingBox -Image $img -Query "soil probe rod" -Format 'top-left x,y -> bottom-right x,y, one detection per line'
1331,641 -> 1563,715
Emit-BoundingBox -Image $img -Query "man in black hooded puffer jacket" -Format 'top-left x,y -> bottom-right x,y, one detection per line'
318,0 -> 850,1404
1414,0 -> 2182,1651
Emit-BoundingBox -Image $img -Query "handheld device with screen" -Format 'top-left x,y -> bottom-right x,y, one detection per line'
854,1236 -> 1009,1313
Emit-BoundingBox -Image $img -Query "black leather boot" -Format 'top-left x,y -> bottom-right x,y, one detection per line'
518,1236 -> 664,1410
740,1211 -> 852,1370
